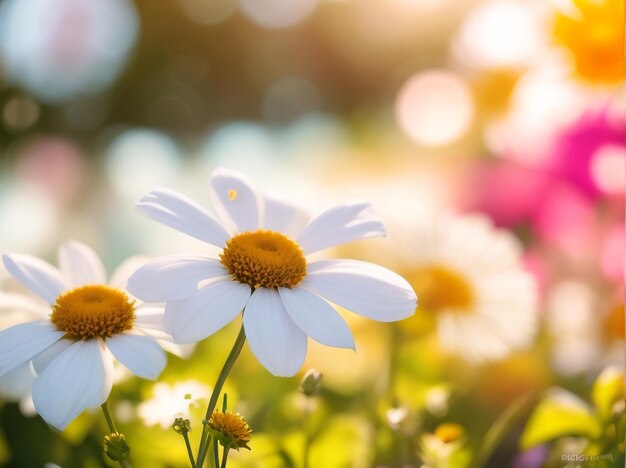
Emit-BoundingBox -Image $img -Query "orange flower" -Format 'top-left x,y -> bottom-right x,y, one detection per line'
553,0 -> 625,84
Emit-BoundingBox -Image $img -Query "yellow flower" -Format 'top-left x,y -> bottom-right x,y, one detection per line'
553,0 -> 624,84
209,410 -> 252,449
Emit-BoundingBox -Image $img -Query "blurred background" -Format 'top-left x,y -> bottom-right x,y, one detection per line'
0,0 -> 623,466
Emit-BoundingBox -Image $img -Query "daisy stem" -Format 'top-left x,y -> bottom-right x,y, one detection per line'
101,402 -> 118,434
195,324 -> 247,467
101,402 -> 130,468
302,398 -> 312,468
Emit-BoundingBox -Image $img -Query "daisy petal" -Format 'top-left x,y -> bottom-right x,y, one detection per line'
158,340 -> 195,359
209,167 -> 261,234
106,333 -> 166,380
164,301 -> 182,337
58,240 -> 107,287
134,306 -> 166,332
109,255 -> 149,290
296,202 -> 386,254
0,322 -> 64,377
243,288 -> 307,377
3,254 -> 67,304
137,189 -> 230,247
0,363 -> 35,401
32,339 -> 113,430
167,280 -> 251,343
127,255 -> 228,302
279,287 -> 355,349
262,195 -> 310,239
31,338 -> 73,376
0,291 -> 49,319
300,259 -> 417,322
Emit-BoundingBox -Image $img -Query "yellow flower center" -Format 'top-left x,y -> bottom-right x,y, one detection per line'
408,265 -> 475,313
434,423 -> 464,444
209,410 -> 252,446
220,230 -> 307,289
51,285 -> 135,340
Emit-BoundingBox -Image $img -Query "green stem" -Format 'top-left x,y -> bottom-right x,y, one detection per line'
101,402 -> 129,468
213,439 -> 220,468
197,435 -> 209,467
195,325 -> 247,467
101,402 -> 118,433
183,432 -> 196,468
220,445 -> 230,468
303,434 -> 311,468
303,398 -> 312,468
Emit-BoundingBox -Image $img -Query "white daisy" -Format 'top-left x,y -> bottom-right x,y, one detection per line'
127,168 -> 417,377
0,241 -> 168,430
137,379 -> 211,429
0,284 -> 49,404
393,212 -> 538,362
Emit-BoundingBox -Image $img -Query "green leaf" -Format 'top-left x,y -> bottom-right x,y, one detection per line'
616,411 -> 626,449
473,392 -> 535,468
520,389 -> 603,451
592,366 -> 624,421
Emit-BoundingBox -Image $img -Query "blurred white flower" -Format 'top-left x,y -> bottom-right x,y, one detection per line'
0,0 -> 138,103
137,380 -> 211,429
128,168 -> 417,377
452,0 -> 548,70
395,212 -> 538,362
0,241 -> 168,430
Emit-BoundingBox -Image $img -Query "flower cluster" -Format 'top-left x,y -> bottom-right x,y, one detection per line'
0,168 -> 417,461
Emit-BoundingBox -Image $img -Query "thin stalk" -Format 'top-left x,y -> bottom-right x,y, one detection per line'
101,402 -> 118,433
302,398 -> 312,468
101,402 -> 129,468
220,445 -> 230,468
213,439 -> 220,468
197,435 -> 208,467
183,432 -> 196,467
195,325 -> 247,467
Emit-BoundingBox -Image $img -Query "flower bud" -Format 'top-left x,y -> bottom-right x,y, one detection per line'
299,369 -> 323,396
103,432 -> 130,462
172,417 -> 192,434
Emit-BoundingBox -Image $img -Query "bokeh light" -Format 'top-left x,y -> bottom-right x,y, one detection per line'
239,0 -> 318,29
105,129 -> 182,201
15,137 -> 86,203
487,67 -> 586,163
2,95 -> 40,132
0,0 -> 138,103
0,181 -> 57,252
453,0 -> 546,69
590,144 -> 625,195
395,70 -> 474,147
200,122 -> 277,174
179,0 -> 237,25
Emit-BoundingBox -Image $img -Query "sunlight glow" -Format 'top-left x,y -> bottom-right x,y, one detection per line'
395,70 -> 474,147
